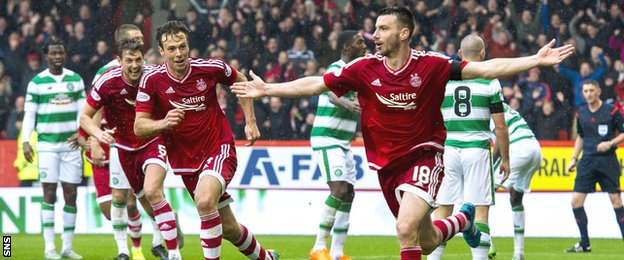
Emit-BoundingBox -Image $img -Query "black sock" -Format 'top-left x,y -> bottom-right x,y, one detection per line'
615,206 -> 624,240
573,207 -> 590,247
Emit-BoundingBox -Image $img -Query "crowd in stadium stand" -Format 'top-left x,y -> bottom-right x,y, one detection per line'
0,0 -> 623,141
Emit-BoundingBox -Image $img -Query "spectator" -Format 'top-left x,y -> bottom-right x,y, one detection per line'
19,53 -> 43,97
517,68 -> 552,110
507,1 -> 545,54
287,36 -> 315,72
609,28 -> 624,62
533,101 -> 565,140
263,97 -> 293,140
6,96 -> 24,140
558,51 -> 608,106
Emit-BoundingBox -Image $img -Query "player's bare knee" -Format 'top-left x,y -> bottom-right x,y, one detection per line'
144,186 -> 163,204
609,192 -> 623,207
396,222 -> 417,244
194,194 -> 219,214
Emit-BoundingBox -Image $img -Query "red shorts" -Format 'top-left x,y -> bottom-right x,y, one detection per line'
88,143 -> 111,204
118,139 -> 168,194
181,144 -> 237,207
377,149 -> 444,217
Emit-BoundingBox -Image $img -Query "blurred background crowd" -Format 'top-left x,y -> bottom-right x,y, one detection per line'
0,0 -> 623,141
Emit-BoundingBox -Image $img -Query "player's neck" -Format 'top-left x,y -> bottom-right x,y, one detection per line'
48,67 -> 63,75
385,46 -> 410,70
167,64 -> 189,80
588,100 -> 602,111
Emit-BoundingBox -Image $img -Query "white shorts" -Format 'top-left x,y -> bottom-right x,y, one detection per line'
313,146 -> 356,185
38,150 -> 83,184
494,138 -> 542,193
437,147 -> 493,205
108,146 -> 131,190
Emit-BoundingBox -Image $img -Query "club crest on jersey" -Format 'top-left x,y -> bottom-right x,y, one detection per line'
67,83 -> 75,91
225,64 -> 232,77
410,73 -> 422,88
196,79 -> 207,91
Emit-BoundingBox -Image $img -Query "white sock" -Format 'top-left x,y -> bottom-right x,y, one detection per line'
471,232 -> 490,260
312,196 -> 341,251
61,205 -> 77,252
150,218 -> 163,247
112,201 -> 129,255
512,206 -> 525,255
428,243 -> 445,260
330,203 -> 351,259
41,202 -> 56,252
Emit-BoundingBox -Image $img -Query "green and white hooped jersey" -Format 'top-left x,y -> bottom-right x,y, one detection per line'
92,59 -> 119,84
490,103 -> 535,144
25,68 -> 85,151
310,60 -> 358,150
443,78 -> 503,149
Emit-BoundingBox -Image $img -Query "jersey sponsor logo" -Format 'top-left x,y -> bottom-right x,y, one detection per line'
169,96 -> 207,111
165,86 -> 175,94
120,88 -> 128,95
598,124 -> 608,136
124,98 -> 136,107
90,90 -> 101,101
196,79 -> 207,91
375,93 -> 417,110
136,92 -> 150,102
410,73 -> 422,87
371,79 -> 382,87
50,93 -> 73,105
225,64 -> 232,77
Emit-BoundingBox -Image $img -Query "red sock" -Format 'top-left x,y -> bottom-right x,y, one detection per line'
127,212 -> 142,247
433,212 -> 468,242
233,224 -> 274,260
400,246 -> 422,260
200,212 -> 222,260
152,200 -> 178,250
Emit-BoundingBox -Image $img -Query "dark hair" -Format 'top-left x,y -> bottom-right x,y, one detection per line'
378,6 -> 415,37
43,39 -> 65,54
337,30 -> 358,51
156,21 -> 190,48
114,24 -> 141,43
117,38 -> 144,57
582,79 -> 600,88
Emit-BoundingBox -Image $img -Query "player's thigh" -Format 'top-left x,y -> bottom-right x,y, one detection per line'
110,146 -> 132,192
512,140 -> 542,193
314,147 -> 356,185
38,151 -> 61,183
379,149 -> 443,217
462,148 -> 493,205
574,157 -> 599,193
135,140 -> 169,196
596,155 -> 621,193
59,150 -> 82,184
92,164 -> 112,205
437,147 -> 463,205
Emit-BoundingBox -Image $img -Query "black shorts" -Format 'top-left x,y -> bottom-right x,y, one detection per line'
574,154 -> 621,193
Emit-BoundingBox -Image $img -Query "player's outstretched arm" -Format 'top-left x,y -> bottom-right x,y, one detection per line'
134,109 -> 184,138
231,70 -> 329,98
462,39 -> 574,80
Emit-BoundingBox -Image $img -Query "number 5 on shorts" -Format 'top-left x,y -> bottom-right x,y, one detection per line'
158,144 -> 167,157
413,166 -> 431,186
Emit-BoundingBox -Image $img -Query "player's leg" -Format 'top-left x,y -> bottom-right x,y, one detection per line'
93,163 -> 113,220
58,150 -> 83,259
192,172 -> 226,260
125,192 -> 147,260
39,151 -> 61,259
143,158 -> 181,258
136,194 -> 168,260
328,181 -> 353,260
311,148 -> 341,259
220,204 -> 278,259
463,148 -> 494,260
111,188 -> 131,258
566,157 -> 593,252
608,192 -> 624,240
429,147 -> 462,260
597,155 -> 624,240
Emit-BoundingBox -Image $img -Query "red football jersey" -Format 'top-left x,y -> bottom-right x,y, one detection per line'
88,65 -> 159,151
323,50 -> 465,171
136,58 -> 238,174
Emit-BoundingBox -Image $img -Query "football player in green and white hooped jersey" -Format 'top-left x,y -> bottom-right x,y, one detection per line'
21,39 -> 85,260
488,102 -> 542,260
309,30 -> 366,260
430,35 -> 510,260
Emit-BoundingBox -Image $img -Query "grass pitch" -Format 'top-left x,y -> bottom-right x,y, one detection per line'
7,234 -> 623,259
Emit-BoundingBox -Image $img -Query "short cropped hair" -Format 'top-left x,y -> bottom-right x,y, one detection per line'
378,6 -> 415,37
114,24 -> 141,43
156,21 -> 190,48
117,38 -> 145,57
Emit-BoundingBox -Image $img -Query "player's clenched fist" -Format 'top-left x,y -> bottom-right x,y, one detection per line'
163,108 -> 185,129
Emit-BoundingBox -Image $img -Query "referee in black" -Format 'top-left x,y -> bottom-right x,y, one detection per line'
566,79 -> 624,252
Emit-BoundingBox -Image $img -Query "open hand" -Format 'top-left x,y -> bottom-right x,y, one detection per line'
537,39 -> 575,67
231,70 -> 268,98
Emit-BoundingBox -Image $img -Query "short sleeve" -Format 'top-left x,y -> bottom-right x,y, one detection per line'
576,113 -> 584,137
24,81 -> 39,113
322,60 -> 363,98
219,60 -> 238,86
489,79 -> 504,113
136,74 -> 156,113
